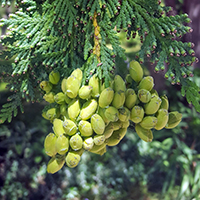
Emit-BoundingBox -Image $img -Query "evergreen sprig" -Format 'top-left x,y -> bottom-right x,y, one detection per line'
0,0 -> 199,123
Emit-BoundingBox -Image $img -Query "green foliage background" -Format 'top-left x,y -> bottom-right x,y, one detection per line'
0,1 -> 200,200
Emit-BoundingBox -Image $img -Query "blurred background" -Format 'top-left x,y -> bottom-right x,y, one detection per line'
0,0 -> 200,199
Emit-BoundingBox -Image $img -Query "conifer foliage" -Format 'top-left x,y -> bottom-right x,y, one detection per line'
0,0 -> 199,121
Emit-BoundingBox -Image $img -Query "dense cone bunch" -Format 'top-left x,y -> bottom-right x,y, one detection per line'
41,61 -> 182,174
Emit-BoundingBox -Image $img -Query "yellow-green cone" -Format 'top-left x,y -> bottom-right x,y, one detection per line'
118,107 -> 130,122
91,114 -> 105,135
144,94 -> 162,115
47,155 -> 65,174
69,133 -> 83,150
71,68 -> 83,83
104,106 -> 119,122
88,74 -> 100,98
43,92 -> 55,103
138,76 -> 154,91
99,87 -> 114,108
97,107 -> 110,125
62,119 -> 77,136
135,124 -> 153,142
46,108 -> 58,121
44,133 -> 57,157
93,134 -> 106,145
130,106 -> 144,123
78,85 -> 93,99
78,120 -> 93,137
65,151 -> 81,168
83,137 -> 94,150
67,99 -> 80,121
40,81 -> 52,93
138,89 -> 151,103
165,111 -> 182,129
113,75 -> 126,92
160,95 -> 169,110
139,116 -> 158,129
112,90 -> 126,109
49,71 -> 60,85
105,130 -> 121,146
79,99 -> 98,120
54,92 -> 66,104
125,89 -> 137,110
103,123 -> 114,139
129,60 -> 143,83
155,109 -> 169,130
65,75 -> 81,99
55,134 -> 69,155
89,143 -> 106,154
53,118 -> 65,136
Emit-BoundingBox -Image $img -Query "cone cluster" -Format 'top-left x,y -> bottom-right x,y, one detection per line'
40,61 -> 182,174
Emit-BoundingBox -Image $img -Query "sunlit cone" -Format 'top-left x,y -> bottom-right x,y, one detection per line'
79,99 -> 98,120
43,92 -> 55,103
91,114 -> 105,135
69,133 -> 83,150
83,137 -> 94,150
165,111 -> 182,129
88,74 -> 100,98
67,99 -> 80,121
129,60 -> 144,83
112,90 -> 126,109
113,75 -> 126,92
78,85 -> 93,99
71,68 -> 83,83
65,151 -> 81,168
40,81 -> 52,93
104,106 -> 119,122
65,75 -> 81,98
140,116 -> 158,129
135,124 -> 153,142
53,118 -> 65,136
93,134 -> 105,145
138,89 -> 151,103
78,120 -> 93,137
155,109 -> 169,130
160,95 -> 169,110
99,87 -> 114,108
144,94 -> 162,115
54,92 -> 66,104
49,71 -> 60,85
55,134 -> 69,155
118,107 -> 130,122
61,78 -> 67,93
44,133 -> 57,157
103,123 -> 114,139
138,76 -> 154,91
47,155 -> 65,174
62,118 -> 77,136
125,88 -> 137,109
130,106 -> 144,123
